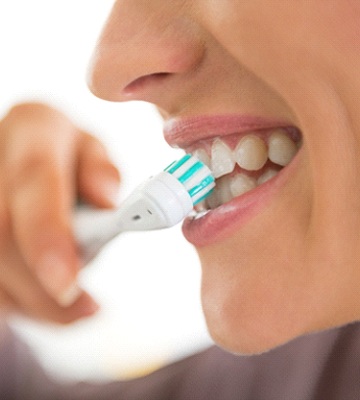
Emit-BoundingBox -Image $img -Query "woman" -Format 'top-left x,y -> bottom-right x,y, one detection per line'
89,0 -> 360,354
1,1 -> 360,398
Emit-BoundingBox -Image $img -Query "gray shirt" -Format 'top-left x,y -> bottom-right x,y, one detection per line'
1,321 -> 359,399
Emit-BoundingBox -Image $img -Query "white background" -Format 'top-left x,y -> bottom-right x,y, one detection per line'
0,0 -> 211,381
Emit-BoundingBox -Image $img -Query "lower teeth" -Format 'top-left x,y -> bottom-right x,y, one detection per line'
191,209 -> 210,220
196,165 -> 281,212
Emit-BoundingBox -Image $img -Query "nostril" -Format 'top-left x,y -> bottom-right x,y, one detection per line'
123,72 -> 171,95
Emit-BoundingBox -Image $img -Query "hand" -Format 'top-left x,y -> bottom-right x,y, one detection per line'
0,103 -> 120,323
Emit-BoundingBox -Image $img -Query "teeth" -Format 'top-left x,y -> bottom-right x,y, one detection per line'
257,168 -> 278,185
206,189 -> 222,210
268,130 -> 297,166
211,139 -> 235,178
193,148 -> 211,168
190,128 -> 300,213
216,176 -> 233,204
230,174 -> 257,196
234,134 -> 268,171
194,201 -> 208,213
206,176 -> 233,210
205,173 -> 257,210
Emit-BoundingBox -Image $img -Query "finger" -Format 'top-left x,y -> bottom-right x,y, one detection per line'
15,289 -> 99,325
0,288 -> 16,315
0,241 -> 99,324
2,104 -> 82,306
5,282 -> 99,324
0,189 -> 18,315
77,132 -> 121,208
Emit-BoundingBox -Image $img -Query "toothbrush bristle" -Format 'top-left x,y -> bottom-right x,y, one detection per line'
165,154 -> 215,205
164,154 -> 192,174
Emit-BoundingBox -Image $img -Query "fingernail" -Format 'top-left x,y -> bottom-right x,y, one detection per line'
99,176 -> 120,205
58,282 -> 82,307
36,252 -> 80,306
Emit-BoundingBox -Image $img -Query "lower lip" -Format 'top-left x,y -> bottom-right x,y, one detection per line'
182,150 -> 302,247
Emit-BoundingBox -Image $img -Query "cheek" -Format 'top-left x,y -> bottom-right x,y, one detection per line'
203,1 -> 360,82
194,0 -> 360,354
198,2 -> 303,99
193,171 -> 311,352
194,171 -> 360,354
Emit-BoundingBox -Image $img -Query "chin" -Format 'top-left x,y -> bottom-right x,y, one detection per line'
205,316 -> 301,356
201,293 -> 304,355
198,250 -> 337,356
201,277 -> 357,356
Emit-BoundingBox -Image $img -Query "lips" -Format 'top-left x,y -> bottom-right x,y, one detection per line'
164,115 -> 293,147
163,114 -> 301,246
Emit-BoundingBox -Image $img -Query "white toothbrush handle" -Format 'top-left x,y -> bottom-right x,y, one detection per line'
74,171 -> 193,264
74,206 -> 122,264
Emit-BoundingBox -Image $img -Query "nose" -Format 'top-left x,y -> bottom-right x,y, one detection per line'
88,0 -> 205,110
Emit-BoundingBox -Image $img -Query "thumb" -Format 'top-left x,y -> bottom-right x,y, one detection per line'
77,133 -> 121,209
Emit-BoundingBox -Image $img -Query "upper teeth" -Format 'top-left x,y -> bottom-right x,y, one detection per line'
268,130 -> 298,166
194,128 -> 298,178
234,134 -> 268,171
191,128 -> 300,210
211,139 -> 234,178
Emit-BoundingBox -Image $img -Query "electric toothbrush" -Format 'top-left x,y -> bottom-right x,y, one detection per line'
74,154 -> 215,263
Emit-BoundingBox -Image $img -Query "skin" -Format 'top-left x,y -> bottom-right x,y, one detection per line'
89,0 -> 360,354
0,103 -> 120,323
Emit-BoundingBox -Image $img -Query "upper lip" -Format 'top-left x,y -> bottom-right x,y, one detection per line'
163,114 -> 293,148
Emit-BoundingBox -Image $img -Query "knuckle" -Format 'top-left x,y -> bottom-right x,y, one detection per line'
80,132 -> 109,159
103,163 -> 121,183
95,159 -> 120,177
7,102 -> 62,123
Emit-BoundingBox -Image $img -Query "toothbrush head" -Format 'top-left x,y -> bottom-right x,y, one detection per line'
118,154 -> 215,231
164,153 -> 215,206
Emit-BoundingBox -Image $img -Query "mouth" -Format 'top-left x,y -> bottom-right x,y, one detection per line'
164,115 -> 302,245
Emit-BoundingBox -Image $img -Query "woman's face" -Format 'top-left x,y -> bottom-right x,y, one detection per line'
89,1 -> 360,354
